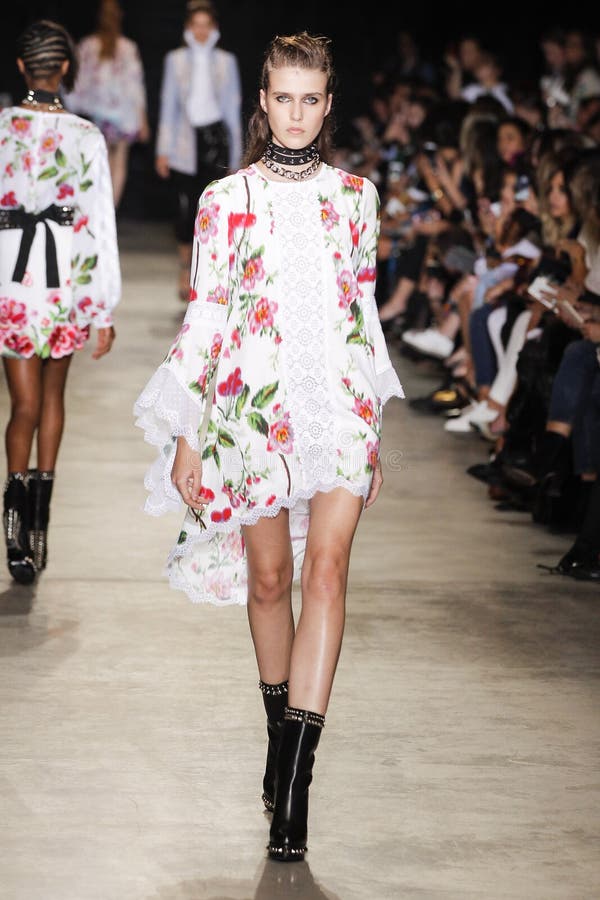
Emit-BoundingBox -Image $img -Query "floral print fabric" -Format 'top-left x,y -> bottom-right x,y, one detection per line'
134,163 -> 404,605
0,108 -> 120,358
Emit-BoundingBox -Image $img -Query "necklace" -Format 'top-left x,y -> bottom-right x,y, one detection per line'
264,140 -> 319,167
21,89 -> 64,111
261,155 -> 322,181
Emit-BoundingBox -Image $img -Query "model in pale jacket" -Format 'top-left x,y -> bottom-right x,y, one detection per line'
155,0 -> 242,300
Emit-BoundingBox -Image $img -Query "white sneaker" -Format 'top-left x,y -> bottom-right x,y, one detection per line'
444,400 -> 492,433
402,328 -> 454,359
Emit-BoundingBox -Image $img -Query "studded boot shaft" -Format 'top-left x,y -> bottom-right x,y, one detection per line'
28,470 -> 54,571
268,707 -> 325,862
3,473 -> 35,585
259,680 -> 288,812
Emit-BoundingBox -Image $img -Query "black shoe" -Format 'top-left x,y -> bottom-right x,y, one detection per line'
570,565 -> 600,582
259,680 -> 288,812
467,461 -> 502,484
537,545 -> 596,576
27,470 -> 54,571
268,707 -> 325,862
3,473 -> 36,585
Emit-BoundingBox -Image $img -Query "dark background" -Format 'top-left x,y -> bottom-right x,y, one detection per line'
2,2 -> 599,220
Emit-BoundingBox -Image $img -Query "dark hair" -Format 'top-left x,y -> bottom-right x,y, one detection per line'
242,32 -> 336,167
185,0 -> 218,23
16,19 -> 78,91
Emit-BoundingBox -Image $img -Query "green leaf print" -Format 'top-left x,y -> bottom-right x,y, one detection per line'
234,384 -> 249,418
79,180 -> 93,192
81,154 -> 92,175
251,382 -> 279,409
202,444 -> 215,460
56,170 -> 76,186
75,274 -> 92,285
346,329 -> 365,344
349,300 -> 364,330
55,147 -> 67,167
188,380 -> 204,395
80,255 -> 98,272
38,167 -> 59,180
217,430 -> 235,448
177,531 -> 187,544
246,411 -> 269,437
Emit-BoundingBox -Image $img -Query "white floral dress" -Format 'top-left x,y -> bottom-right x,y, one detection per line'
134,163 -> 404,605
0,107 -> 120,357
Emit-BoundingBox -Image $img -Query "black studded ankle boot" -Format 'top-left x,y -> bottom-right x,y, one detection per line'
28,470 -> 54,571
268,707 -> 325,862
3,472 -> 35,585
259,679 -> 288,812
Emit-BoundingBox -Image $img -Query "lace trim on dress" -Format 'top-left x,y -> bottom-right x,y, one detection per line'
164,476 -> 369,604
376,365 -> 405,405
133,364 -> 204,515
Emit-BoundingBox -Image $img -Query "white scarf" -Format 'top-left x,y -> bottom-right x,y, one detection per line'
184,28 -> 221,127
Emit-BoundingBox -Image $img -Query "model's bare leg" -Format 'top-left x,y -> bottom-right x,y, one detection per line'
2,357 -> 43,472
35,356 -> 72,471
108,140 -> 130,209
288,487 -> 364,715
242,507 -> 295,684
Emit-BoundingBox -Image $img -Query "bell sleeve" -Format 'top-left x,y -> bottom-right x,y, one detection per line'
71,129 -> 121,329
133,183 -> 230,515
356,177 -> 405,405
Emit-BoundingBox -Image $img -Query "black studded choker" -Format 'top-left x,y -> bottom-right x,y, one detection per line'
264,140 -> 319,166
21,89 -> 64,111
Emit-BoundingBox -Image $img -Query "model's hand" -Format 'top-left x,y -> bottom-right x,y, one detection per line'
155,155 -> 170,179
92,326 -> 115,359
365,460 -> 383,509
171,436 -> 208,510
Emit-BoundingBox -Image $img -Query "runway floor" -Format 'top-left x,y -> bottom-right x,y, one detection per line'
1,220 -> 598,900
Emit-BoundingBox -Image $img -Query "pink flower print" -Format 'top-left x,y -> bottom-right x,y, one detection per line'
22,272 -> 33,287
47,291 -> 62,305
189,288 -> 198,301
4,163 -> 13,177
340,172 -> 363,193
350,220 -> 360,247
73,216 -> 88,233
22,152 -> 34,172
337,270 -> 359,309
341,377 -> 352,388
207,284 -> 228,305
198,486 -> 215,503
241,255 -> 265,290
231,328 -> 241,349
0,298 -> 28,330
222,483 -> 242,509
357,266 -> 376,283
57,184 -> 74,200
48,325 -> 79,358
1,191 -> 17,207
77,297 -> 92,313
210,507 -> 232,523
227,211 -> 257,246
222,531 -> 244,561
204,573 -> 234,601
40,129 -> 61,154
267,409 -> 294,454
217,366 -> 244,397
2,333 -> 34,357
353,396 -> 375,426
210,333 -> 222,360
320,199 -> 339,230
248,297 -> 277,334
195,202 -> 220,243
10,117 -> 31,137
265,494 -> 277,506
366,440 -> 380,471
194,365 -> 209,393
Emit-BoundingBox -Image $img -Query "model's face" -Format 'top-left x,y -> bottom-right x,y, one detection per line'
187,12 -> 215,44
548,170 -> 570,219
260,66 -> 331,150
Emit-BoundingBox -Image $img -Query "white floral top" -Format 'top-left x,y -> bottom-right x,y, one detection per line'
134,163 -> 404,605
0,108 -> 120,358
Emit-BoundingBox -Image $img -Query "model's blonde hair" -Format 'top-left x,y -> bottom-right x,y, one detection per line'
242,32 -> 336,167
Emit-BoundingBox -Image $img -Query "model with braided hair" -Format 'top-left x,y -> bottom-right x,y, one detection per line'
135,31 -> 403,860
0,20 -> 120,584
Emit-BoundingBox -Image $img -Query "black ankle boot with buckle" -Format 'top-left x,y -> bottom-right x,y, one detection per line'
27,469 -> 54,572
259,679 -> 288,813
3,472 -> 36,584
268,706 -> 325,862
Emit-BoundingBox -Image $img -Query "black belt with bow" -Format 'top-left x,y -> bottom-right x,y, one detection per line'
0,204 -> 74,288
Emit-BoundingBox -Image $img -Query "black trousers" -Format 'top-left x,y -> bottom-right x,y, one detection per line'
170,121 -> 229,244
